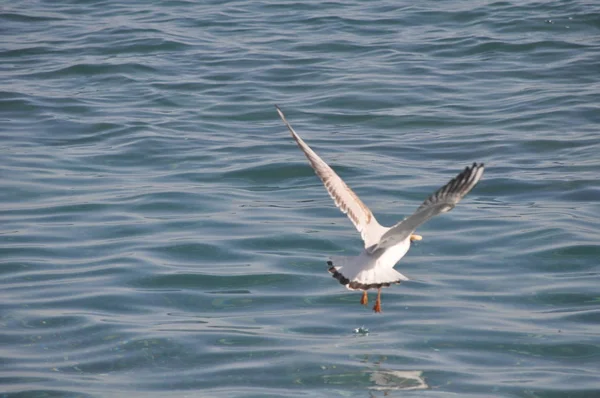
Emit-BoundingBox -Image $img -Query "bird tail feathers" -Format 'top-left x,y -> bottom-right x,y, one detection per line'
327,256 -> 408,290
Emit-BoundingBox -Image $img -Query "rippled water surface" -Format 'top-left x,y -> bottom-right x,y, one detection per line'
2,1 -> 600,397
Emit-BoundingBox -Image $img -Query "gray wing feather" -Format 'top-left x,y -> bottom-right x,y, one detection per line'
369,163 -> 484,253
275,105 -> 386,248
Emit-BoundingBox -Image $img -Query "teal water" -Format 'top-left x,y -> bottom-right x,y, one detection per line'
2,1 -> 600,397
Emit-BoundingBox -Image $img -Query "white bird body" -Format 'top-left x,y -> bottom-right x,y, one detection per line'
330,239 -> 411,291
275,106 -> 484,312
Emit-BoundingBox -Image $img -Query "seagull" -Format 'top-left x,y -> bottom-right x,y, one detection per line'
275,106 -> 484,313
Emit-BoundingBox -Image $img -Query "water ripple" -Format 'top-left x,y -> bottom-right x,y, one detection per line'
2,0 -> 600,397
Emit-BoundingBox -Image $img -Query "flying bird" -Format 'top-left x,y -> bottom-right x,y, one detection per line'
276,106 -> 484,313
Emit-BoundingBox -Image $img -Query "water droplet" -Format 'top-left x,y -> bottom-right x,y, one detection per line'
354,326 -> 369,335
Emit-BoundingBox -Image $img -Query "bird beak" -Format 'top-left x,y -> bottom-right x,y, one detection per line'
410,234 -> 422,242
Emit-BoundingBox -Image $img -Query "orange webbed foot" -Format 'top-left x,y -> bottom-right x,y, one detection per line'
372,300 -> 381,313
360,291 -> 368,306
372,288 -> 382,313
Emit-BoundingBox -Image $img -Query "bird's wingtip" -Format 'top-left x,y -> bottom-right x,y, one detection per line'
274,105 -> 286,121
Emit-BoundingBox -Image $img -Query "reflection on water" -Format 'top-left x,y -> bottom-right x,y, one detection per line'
369,370 -> 428,393
363,355 -> 428,396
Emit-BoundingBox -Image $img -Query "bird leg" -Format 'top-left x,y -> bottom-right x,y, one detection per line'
372,288 -> 382,313
360,290 -> 368,305
410,234 -> 422,241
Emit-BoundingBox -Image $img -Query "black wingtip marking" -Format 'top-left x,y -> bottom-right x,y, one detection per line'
448,162 -> 483,194
417,162 -> 484,212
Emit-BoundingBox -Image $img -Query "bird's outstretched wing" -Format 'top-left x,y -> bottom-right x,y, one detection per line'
369,163 -> 484,253
276,106 -> 385,248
